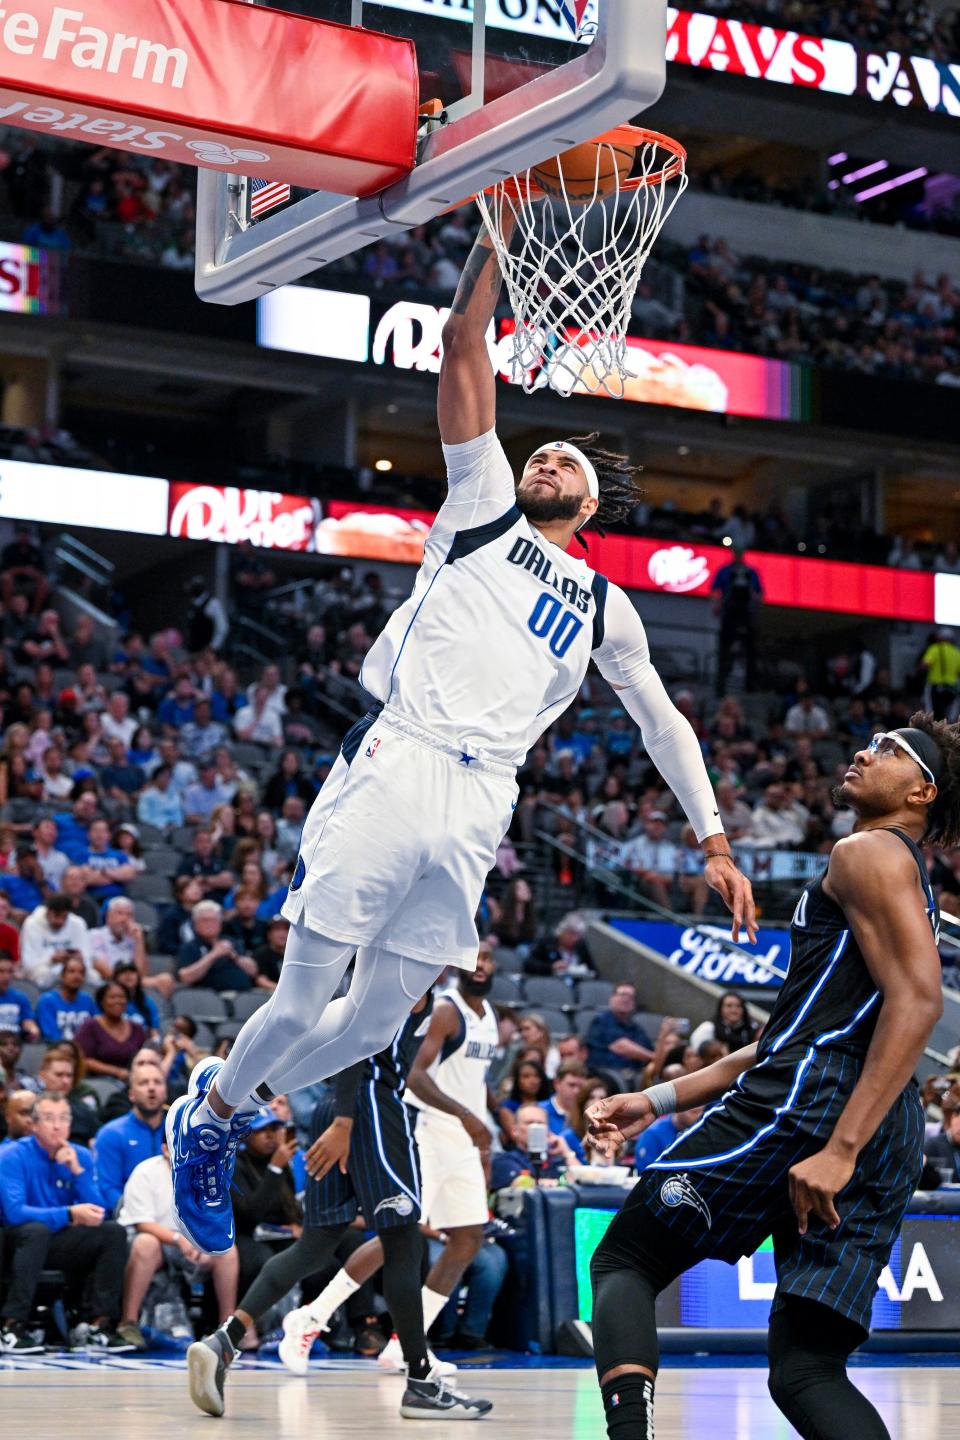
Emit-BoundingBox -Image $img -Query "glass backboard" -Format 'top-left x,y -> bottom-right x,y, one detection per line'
195,0 -> 667,305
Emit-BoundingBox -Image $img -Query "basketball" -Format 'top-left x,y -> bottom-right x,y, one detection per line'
532,139 -> 636,204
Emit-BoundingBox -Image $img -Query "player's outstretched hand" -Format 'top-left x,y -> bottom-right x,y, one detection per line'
586,1093 -> 657,1159
788,1148 -> 854,1235
305,1118 -> 352,1181
704,856 -> 758,944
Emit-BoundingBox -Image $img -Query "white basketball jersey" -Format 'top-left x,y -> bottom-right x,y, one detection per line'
360,429 -> 608,766
409,989 -> 500,1122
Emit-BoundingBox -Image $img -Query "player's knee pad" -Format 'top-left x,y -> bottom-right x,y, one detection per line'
767,1300 -> 851,1412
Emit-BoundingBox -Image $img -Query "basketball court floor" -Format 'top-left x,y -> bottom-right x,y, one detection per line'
2,1352 -> 956,1438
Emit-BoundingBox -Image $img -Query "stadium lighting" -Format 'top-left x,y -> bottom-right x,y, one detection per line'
375,459 -> 394,472
828,152 -> 848,165
841,160 -> 888,184
854,167 -> 928,202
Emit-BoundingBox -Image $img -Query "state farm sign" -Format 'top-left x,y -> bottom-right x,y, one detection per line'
168,483 -> 319,552
666,8 -> 960,116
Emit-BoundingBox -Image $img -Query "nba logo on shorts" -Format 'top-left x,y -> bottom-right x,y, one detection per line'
366,737 -> 381,758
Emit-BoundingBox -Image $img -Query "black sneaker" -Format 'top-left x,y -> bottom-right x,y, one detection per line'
400,1373 -> 493,1421
0,1322 -> 45,1354
187,1330 -> 236,1418
354,1317 -> 389,1357
85,1325 -> 136,1353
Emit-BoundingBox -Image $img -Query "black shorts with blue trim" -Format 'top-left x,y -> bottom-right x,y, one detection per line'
305,1085 -> 422,1234
625,1048 -> 924,1334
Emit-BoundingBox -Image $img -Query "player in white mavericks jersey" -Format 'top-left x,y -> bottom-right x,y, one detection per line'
376,940 -> 501,1368
166,215 -> 757,1261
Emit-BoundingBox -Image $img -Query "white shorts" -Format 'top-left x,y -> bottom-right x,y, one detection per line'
416,1112 -> 489,1231
281,705 -> 517,970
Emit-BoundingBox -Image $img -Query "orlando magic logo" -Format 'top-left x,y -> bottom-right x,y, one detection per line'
374,1193 -> 415,1219
659,1172 -> 712,1229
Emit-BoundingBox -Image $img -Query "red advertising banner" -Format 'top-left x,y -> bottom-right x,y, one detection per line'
0,241 -> 58,313
323,501 -> 937,624
168,482 -> 320,550
0,0 -> 418,192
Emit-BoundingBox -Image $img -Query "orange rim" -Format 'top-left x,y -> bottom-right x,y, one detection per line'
486,124 -> 686,202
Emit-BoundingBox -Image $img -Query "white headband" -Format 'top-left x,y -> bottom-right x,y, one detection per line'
533,441 -> 599,500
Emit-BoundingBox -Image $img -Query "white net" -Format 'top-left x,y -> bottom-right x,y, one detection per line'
477,131 -> 687,399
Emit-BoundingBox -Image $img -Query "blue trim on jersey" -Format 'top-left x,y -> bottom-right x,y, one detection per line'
386,565 -> 445,700
341,704 -> 384,766
444,505 -> 521,565
439,998 -> 467,1065
367,1078 -> 420,1209
590,572 -> 609,651
768,930 -> 850,1055
536,687 -> 579,719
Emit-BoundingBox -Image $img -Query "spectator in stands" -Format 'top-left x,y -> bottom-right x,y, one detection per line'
222,886 -> 267,957
75,980 -> 148,1082
38,745 -> 73,803
619,811 -> 676,909
182,757 -> 234,825
497,1056 -> 551,1127
275,796 -> 307,861
0,524 -> 49,611
32,817 -> 69,890
925,1090 -> 960,1181
117,1145 -> 238,1351
156,874 -> 202,956
524,913 -> 594,978
60,863 -> 100,928
0,953 -> 39,1039
2,1089 -> 35,1144
711,544 -> 762,694
490,1102 -> 579,1188
0,847 -> 47,917
180,699 -> 228,761
35,1044 -> 101,1144
177,899 -> 259,993
136,764 -> 184,832
921,628 -> 960,721
251,915 -> 288,991
230,1110 -> 302,1298
516,1012 -> 561,1078
175,827 -> 233,903
20,608 -> 69,666
36,954 -> 97,1042
113,961 -> 161,1036
0,894 -> 20,967
0,1093 -> 129,1352
586,983 -> 654,1081
0,1029 -> 38,1090
689,991 -> 757,1053
20,891 -> 94,988
100,738 -> 144,811
234,686 -> 284,748
545,1060 -> 590,1136
784,688 -> 831,739
743,783 -> 809,848
556,1033 -> 590,1069
89,896 -> 147,981
157,676 -> 197,733
261,750 -> 314,812
80,817 -> 137,904
100,692 -> 137,748
492,877 -> 539,953
94,1062 -> 167,1215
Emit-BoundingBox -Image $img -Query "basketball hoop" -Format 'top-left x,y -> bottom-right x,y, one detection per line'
477,126 -> 687,399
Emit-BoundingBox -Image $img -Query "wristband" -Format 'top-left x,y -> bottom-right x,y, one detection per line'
645,1082 -> 677,1118
703,850 -> 735,862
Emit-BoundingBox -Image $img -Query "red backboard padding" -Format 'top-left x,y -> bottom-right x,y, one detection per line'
0,0 -> 418,194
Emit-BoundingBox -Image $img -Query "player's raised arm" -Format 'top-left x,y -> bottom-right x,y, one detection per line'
593,582 -> 757,942
438,217 -> 515,445
787,830 -> 943,1233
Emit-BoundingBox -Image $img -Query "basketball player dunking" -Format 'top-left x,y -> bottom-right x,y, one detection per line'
587,717 -> 958,1440
166,219 -> 755,1258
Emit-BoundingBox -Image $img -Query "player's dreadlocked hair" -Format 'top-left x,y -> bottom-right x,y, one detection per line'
565,432 -> 645,547
909,710 -> 960,848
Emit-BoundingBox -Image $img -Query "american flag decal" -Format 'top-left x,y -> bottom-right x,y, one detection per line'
250,176 -> 292,219
558,0 -> 591,37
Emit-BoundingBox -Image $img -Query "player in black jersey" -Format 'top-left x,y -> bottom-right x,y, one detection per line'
586,714 -> 960,1440
186,991 -> 492,1422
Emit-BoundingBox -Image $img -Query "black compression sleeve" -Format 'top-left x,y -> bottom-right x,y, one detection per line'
333,1061 -> 366,1120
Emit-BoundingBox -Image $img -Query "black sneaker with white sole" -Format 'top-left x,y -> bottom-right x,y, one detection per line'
187,1329 -> 237,1418
0,1323 -> 45,1354
400,1373 -> 493,1421
85,1325 -> 136,1353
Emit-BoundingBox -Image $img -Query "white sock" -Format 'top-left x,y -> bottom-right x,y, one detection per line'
306,1268 -> 360,1327
189,1096 -> 231,1131
421,1287 -> 448,1333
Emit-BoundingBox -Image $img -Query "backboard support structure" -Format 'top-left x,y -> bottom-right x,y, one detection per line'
195,0 -> 668,306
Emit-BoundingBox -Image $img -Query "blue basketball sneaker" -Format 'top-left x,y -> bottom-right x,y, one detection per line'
165,1059 -> 255,1256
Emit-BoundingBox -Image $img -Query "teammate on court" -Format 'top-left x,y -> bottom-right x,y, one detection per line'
166,217 -> 756,1258
586,716 -> 956,1440
187,994 -> 492,1421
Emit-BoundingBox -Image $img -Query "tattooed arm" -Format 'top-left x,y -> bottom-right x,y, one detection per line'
437,215 -> 515,445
